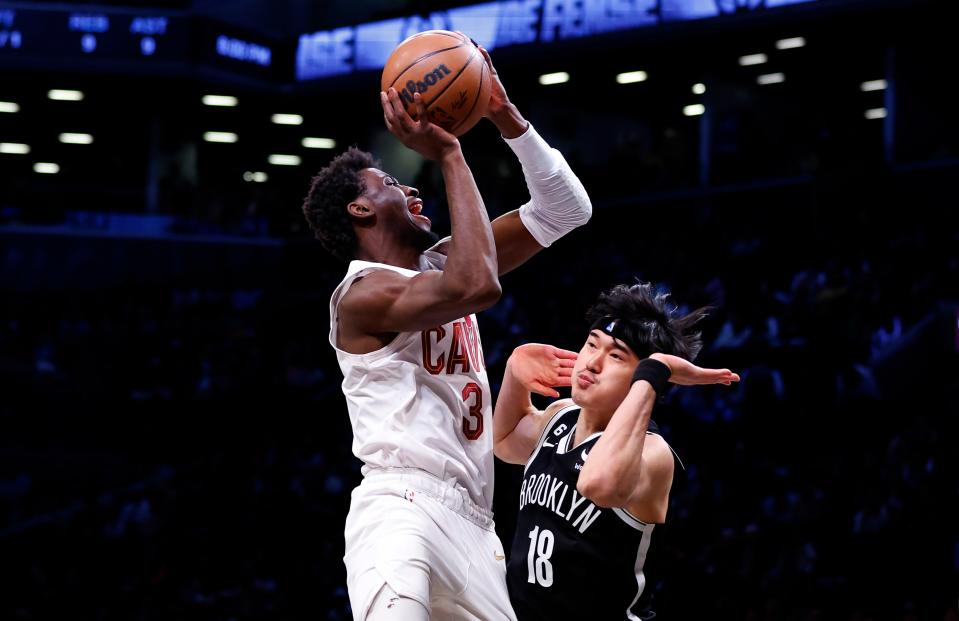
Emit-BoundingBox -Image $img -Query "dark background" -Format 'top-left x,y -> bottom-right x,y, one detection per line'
1,0 -> 957,619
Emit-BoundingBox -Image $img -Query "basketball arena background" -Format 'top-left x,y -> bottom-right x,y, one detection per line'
1,0 -> 957,618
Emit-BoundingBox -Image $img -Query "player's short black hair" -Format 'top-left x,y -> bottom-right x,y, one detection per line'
585,282 -> 708,362
301,147 -> 378,263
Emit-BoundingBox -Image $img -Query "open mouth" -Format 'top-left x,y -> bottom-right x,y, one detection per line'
408,199 -> 430,226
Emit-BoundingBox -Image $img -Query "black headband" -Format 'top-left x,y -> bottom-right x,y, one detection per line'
589,316 -> 640,357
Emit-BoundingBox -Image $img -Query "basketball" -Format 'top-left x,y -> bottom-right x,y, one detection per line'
381,30 -> 491,137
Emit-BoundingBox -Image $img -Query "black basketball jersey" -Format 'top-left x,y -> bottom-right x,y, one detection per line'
507,405 -> 675,621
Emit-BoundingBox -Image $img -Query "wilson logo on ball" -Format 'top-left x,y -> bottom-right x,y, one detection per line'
399,64 -> 453,105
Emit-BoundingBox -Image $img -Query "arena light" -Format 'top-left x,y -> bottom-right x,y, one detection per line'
757,72 -> 785,85
538,71 -> 569,86
302,137 -> 336,149
268,154 -> 301,166
243,171 -> 269,182
615,70 -> 647,84
202,95 -> 238,107
683,104 -> 705,117
692,83 -> 706,95
271,114 -> 303,125
860,79 -> 887,92
0,101 -> 19,113
48,89 -> 84,101
59,133 -> 94,145
0,142 -> 30,154
203,131 -> 238,143
738,53 -> 768,66
776,37 -> 806,50
865,108 -> 887,120
33,162 -> 60,174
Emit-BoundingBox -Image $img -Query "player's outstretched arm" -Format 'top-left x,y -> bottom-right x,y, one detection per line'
578,355 -> 739,509
493,344 -> 577,464
353,89 -> 500,333
477,46 -> 592,275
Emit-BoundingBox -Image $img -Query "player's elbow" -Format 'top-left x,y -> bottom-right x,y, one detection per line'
462,280 -> 502,310
577,473 -> 630,509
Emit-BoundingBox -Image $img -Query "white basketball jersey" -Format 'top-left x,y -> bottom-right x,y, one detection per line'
328,247 -> 495,510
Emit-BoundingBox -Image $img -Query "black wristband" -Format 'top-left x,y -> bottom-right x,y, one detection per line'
632,358 -> 671,396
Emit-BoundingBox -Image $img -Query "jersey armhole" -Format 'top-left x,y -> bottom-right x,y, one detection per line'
613,508 -> 654,530
329,267 -> 410,359
523,402 -> 578,475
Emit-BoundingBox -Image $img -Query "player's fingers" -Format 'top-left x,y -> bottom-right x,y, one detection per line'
532,382 -> 559,398
554,376 -> 573,388
381,92 -> 396,127
413,92 -> 429,127
388,88 -> 412,127
557,368 -> 573,378
478,46 -> 496,74
552,348 -> 579,360
703,369 -> 739,385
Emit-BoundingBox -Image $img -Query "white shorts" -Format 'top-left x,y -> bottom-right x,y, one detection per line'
344,468 -> 517,621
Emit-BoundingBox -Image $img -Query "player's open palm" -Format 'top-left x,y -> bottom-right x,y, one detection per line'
508,343 -> 578,398
648,353 -> 740,386
381,87 -> 459,161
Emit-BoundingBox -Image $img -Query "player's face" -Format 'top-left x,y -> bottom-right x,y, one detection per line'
571,330 -> 640,413
359,168 -> 438,249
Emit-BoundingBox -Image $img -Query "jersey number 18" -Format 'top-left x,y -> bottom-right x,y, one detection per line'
526,525 -> 555,587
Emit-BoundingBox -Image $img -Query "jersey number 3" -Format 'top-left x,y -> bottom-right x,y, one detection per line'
462,382 -> 483,440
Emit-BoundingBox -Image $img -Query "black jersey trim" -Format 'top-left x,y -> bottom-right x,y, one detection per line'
557,424 -> 602,455
524,404 -> 578,475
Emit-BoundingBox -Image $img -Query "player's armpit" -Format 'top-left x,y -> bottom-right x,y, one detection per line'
341,268 -> 500,335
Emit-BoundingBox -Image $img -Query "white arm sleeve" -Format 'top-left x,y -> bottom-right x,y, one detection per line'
503,124 -> 592,247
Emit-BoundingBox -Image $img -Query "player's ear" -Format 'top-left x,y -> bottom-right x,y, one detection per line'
348,200 -> 374,221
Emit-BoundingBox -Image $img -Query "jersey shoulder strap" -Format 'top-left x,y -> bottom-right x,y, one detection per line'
523,404 -> 579,474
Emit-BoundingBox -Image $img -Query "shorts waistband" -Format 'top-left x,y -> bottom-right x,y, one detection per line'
362,467 -> 494,529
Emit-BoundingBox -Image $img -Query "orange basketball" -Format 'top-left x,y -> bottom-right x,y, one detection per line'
381,30 -> 491,137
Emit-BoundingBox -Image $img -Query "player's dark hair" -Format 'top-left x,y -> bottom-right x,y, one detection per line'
585,282 -> 708,362
302,147 -> 378,263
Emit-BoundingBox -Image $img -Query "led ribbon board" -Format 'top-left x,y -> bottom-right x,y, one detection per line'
295,0 -> 819,80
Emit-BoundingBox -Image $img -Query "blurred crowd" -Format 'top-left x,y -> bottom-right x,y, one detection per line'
2,157 -> 958,620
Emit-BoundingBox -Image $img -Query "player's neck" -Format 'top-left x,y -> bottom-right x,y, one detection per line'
574,406 -> 611,445
356,239 -> 422,271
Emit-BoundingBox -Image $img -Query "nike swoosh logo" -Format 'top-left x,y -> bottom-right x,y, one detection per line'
543,441 -> 555,448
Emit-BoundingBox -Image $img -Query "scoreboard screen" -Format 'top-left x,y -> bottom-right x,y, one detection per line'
0,7 -> 189,63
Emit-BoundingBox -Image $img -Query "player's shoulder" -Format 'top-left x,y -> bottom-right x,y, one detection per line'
339,269 -> 408,310
544,398 -> 576,419
639,434 -> 675,488
536,398 -> 577,436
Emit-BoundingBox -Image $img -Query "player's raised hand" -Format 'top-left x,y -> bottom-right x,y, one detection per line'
648,353 -> 740,386
475,45 -> 510,117
380,88 -> 460,161
507,343 -> 578,398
